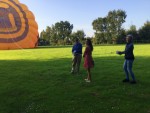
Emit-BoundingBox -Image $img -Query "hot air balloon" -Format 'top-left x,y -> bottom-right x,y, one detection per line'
0,0 -> 38,50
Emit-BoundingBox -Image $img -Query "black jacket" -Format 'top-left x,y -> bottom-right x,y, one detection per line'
122,43 -> 135,60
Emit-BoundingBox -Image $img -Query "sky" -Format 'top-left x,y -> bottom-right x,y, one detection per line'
19,0 -> 150,37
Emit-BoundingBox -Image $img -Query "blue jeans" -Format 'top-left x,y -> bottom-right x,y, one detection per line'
123,60 -> 135,81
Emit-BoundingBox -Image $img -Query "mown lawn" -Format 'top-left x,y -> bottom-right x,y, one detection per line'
0,44 -> 150,113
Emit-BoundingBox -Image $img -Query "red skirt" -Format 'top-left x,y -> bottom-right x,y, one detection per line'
84,55 -> 94,69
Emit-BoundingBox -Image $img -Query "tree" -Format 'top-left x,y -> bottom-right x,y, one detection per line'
75,30 -> 86,44
70,30 -> 86,44
92,17 -> 107,44
40,30 -> 46,40
45,26 -> 51,42
91,36 -> 97,45
138,21 -> 150,43
50,25 -> 59,45
126,25 -> 139,43
117,28 -> 126,44
92,9 -> 126,44
54,21 -> 73,45
39,30 -> 50,46
107,10 -> 127,43
94,33 -> 105,44
39,21 -> 74,45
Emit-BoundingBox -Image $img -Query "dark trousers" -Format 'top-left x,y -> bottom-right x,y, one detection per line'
71,54 -> 82,74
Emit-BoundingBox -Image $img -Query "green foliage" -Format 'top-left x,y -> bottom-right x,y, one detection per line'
39,21 -> 73,46
92,17 -> 107,44
54,21 -> 73,41
92,9 -> 126,44
70,30 -> 86,44
39,11 -> 150,46
126,25 -> 139,43
117,28 -> 126,44
0,45 -> 150,113
139,21 -> 150,42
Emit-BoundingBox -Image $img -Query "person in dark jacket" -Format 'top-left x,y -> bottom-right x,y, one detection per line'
116,35 -> 136,84
71,38 -> 82,74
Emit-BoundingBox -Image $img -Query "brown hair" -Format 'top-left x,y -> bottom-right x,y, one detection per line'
86,39 -> 93,51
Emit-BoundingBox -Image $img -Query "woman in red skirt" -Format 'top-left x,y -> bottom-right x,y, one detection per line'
83,39 -> 94,83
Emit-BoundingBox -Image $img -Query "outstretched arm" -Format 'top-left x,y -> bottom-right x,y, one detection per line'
117,51 -> 125,55
116,44 -> 133,55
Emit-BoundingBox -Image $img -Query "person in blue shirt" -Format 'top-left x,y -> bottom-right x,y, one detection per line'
71,38 -> 82,74
116,35 -> 136,84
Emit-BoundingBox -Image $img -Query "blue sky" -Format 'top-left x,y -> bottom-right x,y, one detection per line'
20,0 -> 150,37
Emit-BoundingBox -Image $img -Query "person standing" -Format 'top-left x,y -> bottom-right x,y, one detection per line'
116,35 -> 136,84
71,38 -> 82,74
83,39 -> 94,83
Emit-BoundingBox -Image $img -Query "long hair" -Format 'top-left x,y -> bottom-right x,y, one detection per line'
86,39 -> 93,51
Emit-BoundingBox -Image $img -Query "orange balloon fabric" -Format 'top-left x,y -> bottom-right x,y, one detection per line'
0,0 -> 38,50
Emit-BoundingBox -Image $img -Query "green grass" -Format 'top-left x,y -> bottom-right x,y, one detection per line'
0,44 -> 150,113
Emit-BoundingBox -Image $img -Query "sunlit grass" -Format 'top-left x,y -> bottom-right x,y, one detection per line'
0,44 -> 150,113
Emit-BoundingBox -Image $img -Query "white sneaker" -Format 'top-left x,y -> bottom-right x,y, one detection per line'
84,78 -> 88,81
86,80 -> 91,83
84,79 -> 91,83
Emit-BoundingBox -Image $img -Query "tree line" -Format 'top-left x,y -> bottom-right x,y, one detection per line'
39,9 -> 150,46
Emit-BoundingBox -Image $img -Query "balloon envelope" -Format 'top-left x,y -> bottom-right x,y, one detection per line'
0,0 -> 38,50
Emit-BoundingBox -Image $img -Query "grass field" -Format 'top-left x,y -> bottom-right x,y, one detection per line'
0,44 -> 150,113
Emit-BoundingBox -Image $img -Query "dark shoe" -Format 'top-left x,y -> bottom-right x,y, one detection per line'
130,80 -> 137,84
122,79 -> 130,83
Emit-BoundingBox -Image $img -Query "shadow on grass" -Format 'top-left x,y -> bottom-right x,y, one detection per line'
0,56 -> 150,113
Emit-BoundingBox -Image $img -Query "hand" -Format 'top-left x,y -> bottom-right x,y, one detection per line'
116,51 -> 121,55
116,51 -> 119,54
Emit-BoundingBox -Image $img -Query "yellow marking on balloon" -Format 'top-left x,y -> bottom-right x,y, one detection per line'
0,3 -> 9,8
